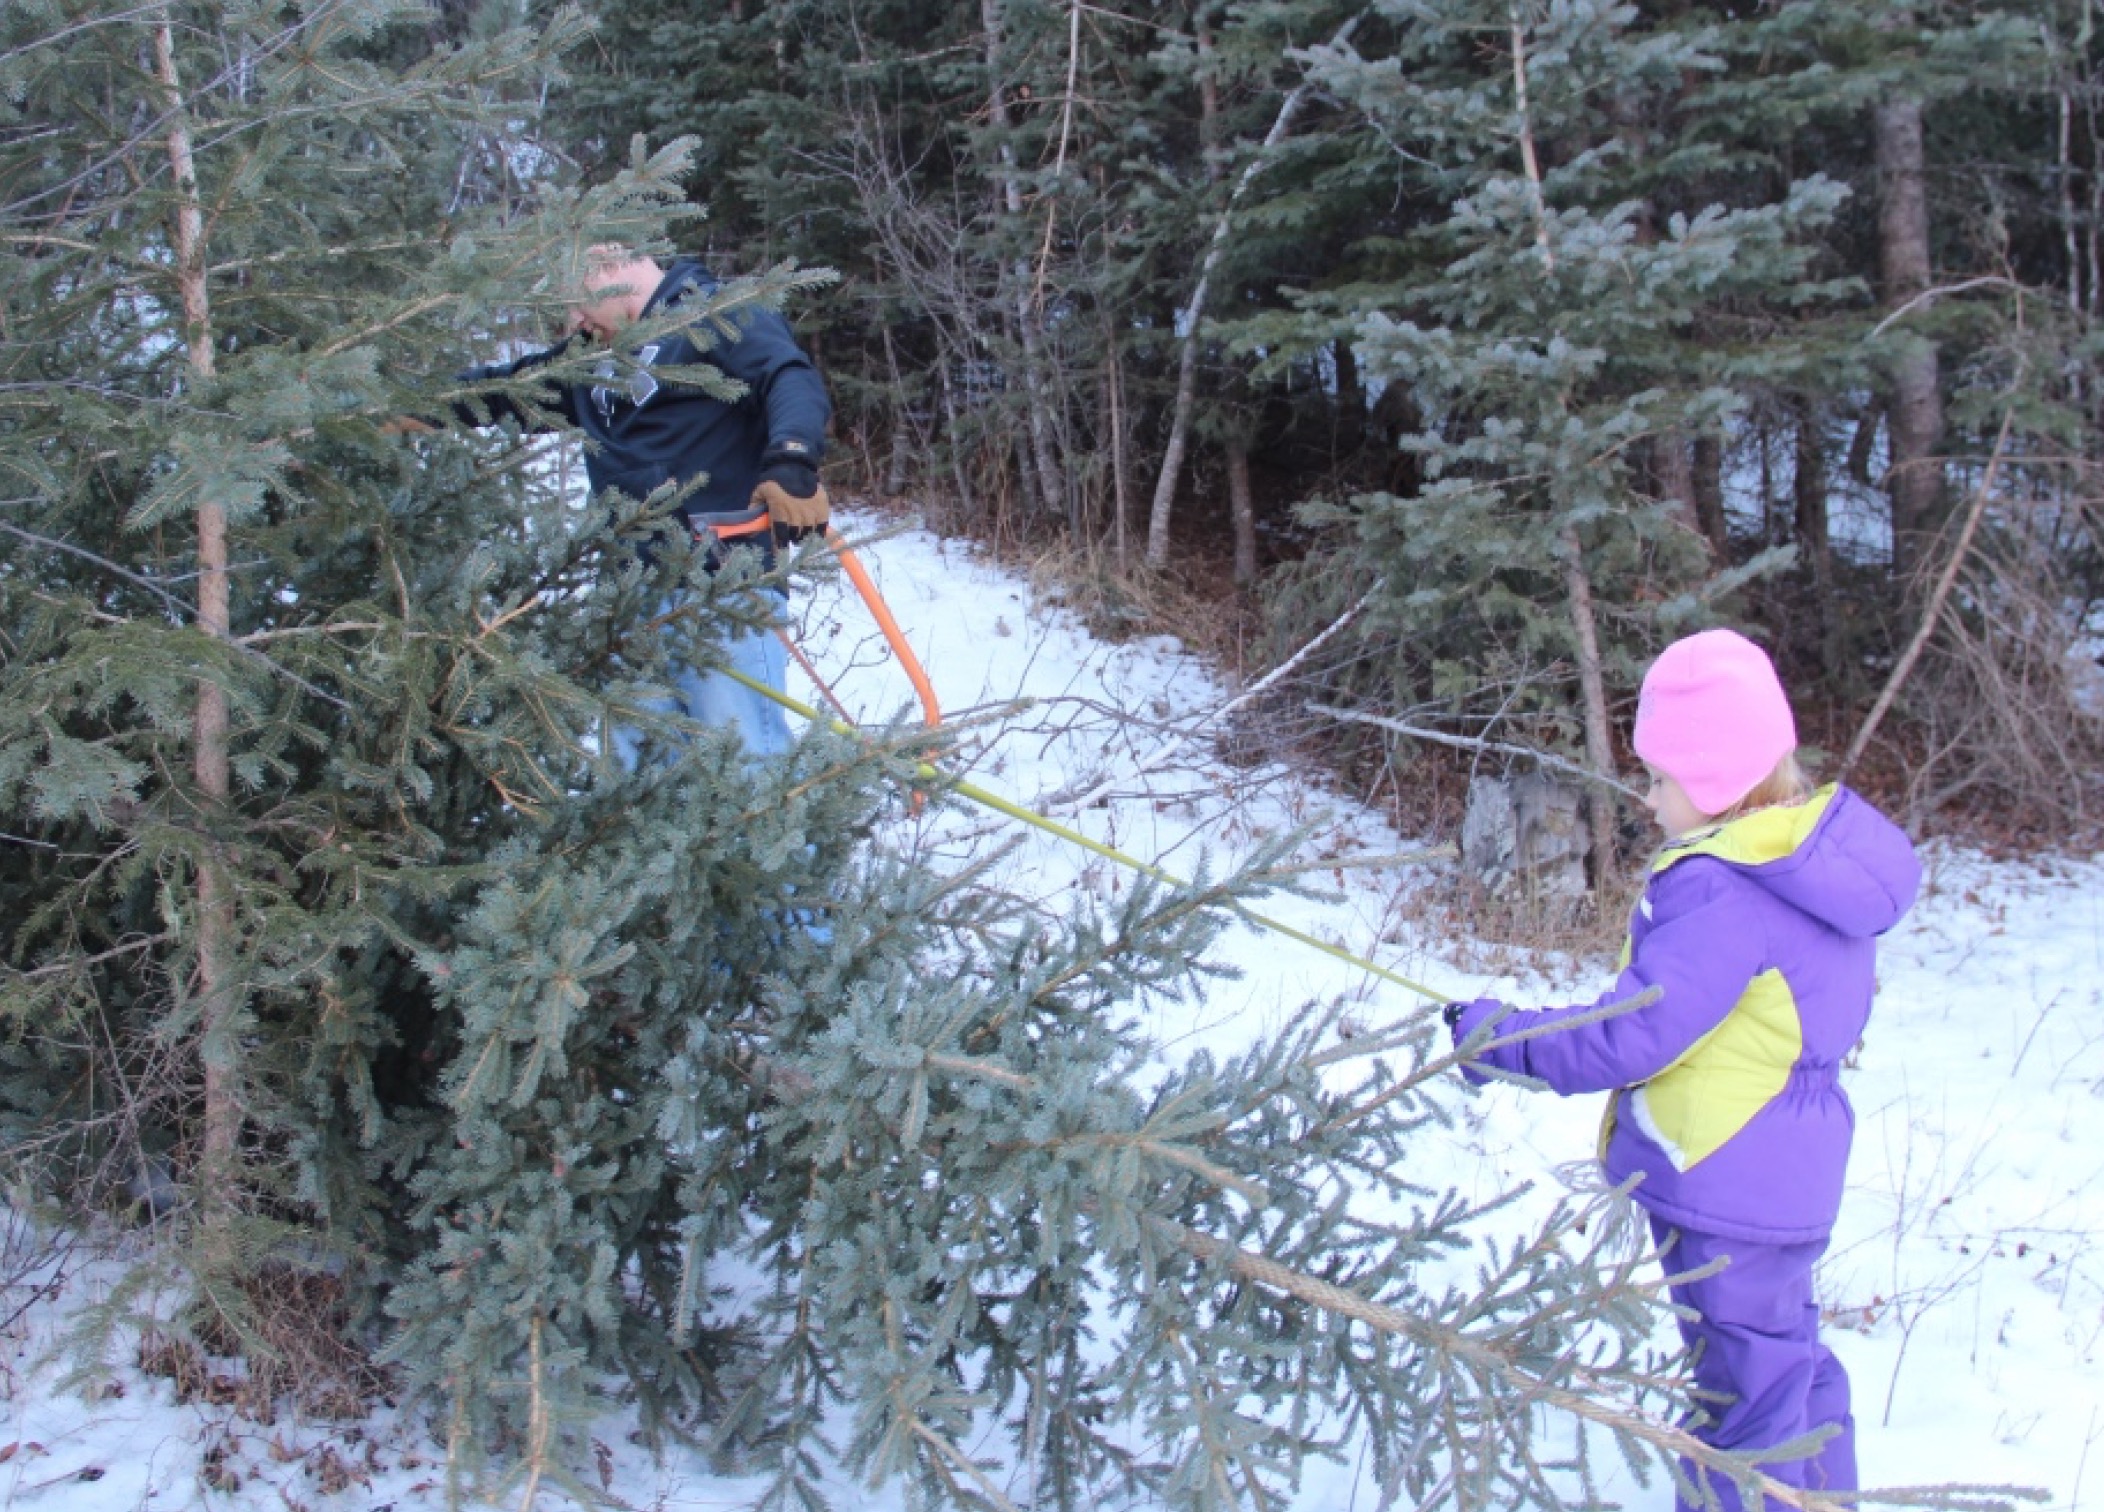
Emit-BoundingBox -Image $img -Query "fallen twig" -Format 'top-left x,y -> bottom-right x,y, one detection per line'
1308,702 -> 1643,799
1841,405 -> 2016,779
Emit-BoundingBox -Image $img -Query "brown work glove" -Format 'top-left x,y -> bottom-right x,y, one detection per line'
751,449 -> 830,543
379,415 -> 440,436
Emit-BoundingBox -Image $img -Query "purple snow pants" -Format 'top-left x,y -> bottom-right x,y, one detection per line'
1650,1218 -> 1856,1512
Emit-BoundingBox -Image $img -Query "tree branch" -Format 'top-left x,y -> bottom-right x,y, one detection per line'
1045,578 -> 1384,816
1841,404 -> 2017,778
0,521 -> 348,708
1307,702 -> 1642,798
1149,1211 -> 1927,1512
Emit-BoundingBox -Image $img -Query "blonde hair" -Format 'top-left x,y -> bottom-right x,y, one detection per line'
1712,751 -> 1815,822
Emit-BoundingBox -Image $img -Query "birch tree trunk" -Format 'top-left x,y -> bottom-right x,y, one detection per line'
982,0 -> 1069,527
1876,97 -> 1945,580
155,15 -> 241,1212
1144,15 -> 1359,569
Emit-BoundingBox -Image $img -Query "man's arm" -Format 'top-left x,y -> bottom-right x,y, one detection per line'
450,340 -> 582,432
712,306 -> 830,455
713,307 -> 832,538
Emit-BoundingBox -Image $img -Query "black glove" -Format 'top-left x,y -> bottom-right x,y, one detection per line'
750,446 -> 830,543
1441,1000 -> 1468,1029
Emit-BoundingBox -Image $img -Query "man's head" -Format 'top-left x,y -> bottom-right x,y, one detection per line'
562,245 -> 664,343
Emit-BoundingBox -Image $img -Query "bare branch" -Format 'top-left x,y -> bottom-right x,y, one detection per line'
1842,405 -> 2018,777
1308,701 -> 1643,799
1045,578 -> 1384,816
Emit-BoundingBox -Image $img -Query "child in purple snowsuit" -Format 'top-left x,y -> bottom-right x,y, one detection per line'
1448,629 -> 1921,1511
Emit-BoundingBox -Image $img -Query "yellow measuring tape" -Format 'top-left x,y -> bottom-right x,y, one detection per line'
720,666 -> 1451,1005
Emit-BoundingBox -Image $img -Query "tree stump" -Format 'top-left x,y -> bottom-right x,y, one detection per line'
1460,773 -> 1588,899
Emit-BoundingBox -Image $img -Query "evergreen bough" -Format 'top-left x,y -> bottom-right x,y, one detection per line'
1248,0 -> 1849,799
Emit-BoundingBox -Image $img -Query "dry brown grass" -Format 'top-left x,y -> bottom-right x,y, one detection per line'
1031,542 -> 1255,655
147,1263 -> 391,1422
1389,864 -> 1642,987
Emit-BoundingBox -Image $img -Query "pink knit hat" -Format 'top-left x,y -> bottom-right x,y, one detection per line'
1632,629 -> 1798,816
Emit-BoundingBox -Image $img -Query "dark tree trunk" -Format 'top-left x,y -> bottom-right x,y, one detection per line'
1226,435 -> 1256,587
1794,400 -> 1841,671
1876,98 -> 1945,578
1105,318 -> 1131,568
1846,397 -> 1883,488
1693,431 -> 1729,555
881,322 -> 913,497
1652,431 -> 1706,551
982,0 -> 1069,528
1559,527 -> 1619,885
1334,339 -> 1362,454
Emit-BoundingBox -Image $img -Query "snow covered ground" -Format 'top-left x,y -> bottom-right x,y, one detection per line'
3,512 -> 2100,1510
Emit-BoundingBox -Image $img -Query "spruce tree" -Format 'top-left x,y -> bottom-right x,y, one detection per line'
1246,0 -> 1852,867
0,0 -> 608,1258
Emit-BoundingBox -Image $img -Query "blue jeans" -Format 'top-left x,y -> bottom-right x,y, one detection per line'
614,596 -> 830,943
612,598 -> 793,767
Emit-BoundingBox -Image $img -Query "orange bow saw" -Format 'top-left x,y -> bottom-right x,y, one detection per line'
692,506 -> 1448,1007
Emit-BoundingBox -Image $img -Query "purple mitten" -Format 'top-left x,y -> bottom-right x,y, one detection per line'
1446,997 -> 1511,1084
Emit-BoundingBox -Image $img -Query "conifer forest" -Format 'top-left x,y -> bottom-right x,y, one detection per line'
0,1 -> 2099,1509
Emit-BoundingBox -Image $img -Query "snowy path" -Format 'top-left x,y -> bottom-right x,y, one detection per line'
4,515 -> 2099,1510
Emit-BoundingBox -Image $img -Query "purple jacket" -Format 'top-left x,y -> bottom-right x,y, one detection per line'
1453,786 -> 1920,1243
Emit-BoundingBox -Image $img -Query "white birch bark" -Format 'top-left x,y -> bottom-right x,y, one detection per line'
982,0 -> 1070,527
1144,15 -> 1360,569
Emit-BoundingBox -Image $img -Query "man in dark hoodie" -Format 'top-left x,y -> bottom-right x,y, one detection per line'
453,246 -> 832,757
